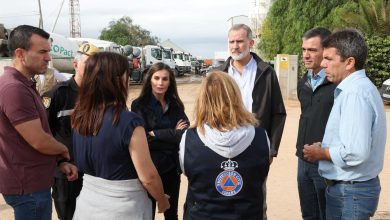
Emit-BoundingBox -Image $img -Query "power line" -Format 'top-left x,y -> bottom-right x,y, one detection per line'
52,0 -> 66,32
0,12 -> 40,18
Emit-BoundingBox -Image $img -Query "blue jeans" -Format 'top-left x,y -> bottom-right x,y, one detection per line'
2,188 -> 52,220
297,158 -> 326,220
326,177 -> 380,220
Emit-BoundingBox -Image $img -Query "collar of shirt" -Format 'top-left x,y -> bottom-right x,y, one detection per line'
150,94 -> 170,115
228,56 -> 256,78
334,69 -> 367,99
307,69 -> 326,91
69,76 -> 79,92
4,66 -> 35,88
228,56 -> 257,112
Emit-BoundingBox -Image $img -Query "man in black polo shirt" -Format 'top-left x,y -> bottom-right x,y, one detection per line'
42,43 -> 99,220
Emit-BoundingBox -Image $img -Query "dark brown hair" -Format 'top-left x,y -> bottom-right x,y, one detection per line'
322,28 -> 367,70
71,52 -> 130,136
137,62 -> 184,110
302,27 -> 331,45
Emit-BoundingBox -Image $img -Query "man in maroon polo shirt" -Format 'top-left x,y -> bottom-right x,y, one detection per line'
0,25 -> 78,220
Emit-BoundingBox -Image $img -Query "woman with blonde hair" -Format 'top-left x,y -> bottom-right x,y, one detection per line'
179,70 -> 270,220
71,52 -> 169,219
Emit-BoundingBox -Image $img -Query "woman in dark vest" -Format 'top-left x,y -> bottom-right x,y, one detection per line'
131,62 -> 188,220
179,70 -> 270,220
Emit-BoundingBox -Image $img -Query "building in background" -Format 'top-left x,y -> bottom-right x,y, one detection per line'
220,2 -> 274,63
227,15 -> 250,28
249,0 -> 274,55
249,0 -> 274,36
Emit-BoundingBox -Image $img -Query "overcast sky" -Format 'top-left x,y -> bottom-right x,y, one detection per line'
0,0 -> 252,58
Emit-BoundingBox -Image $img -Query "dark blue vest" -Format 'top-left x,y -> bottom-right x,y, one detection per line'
183,128 -> 270,220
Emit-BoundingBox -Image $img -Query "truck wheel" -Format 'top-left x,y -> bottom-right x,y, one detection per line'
174,69 -> 179,77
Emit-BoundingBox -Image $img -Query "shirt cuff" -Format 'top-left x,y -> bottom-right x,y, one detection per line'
328,144 -> 348,168
153,130 -> 159,139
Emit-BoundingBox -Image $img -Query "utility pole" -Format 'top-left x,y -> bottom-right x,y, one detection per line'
69,0 -> 81,37
38,0 -> 43,29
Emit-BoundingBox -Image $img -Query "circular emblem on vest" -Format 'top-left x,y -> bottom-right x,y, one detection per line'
215,170 -> 243,197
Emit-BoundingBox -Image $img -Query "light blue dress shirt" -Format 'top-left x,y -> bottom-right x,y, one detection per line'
319,69 -> 387,181
308,69 -> 326,91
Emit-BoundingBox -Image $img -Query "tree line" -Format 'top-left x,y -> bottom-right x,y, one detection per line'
99,16 -> 159,47
258,0 -> 390,86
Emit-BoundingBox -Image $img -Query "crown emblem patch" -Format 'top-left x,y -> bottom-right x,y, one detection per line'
215,159 -> 243,197
42,97 -> 51,109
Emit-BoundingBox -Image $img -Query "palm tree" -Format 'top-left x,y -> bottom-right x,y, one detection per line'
357,0 -> 390,36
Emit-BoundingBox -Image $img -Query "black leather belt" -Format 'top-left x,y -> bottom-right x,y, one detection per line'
324,179 -> 358,186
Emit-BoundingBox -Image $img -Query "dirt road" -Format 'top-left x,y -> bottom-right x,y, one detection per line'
1,75 -> 389,219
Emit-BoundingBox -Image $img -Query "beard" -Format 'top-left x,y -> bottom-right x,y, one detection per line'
231,48 -> 250,61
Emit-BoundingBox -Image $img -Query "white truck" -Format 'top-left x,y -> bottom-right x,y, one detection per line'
50,32 -> 78,72
173,50 -> 186,76
0,26 -> 78,75
125,45 -> 179,83
183,53 -> 192,73
141,45 -> 179,76
161,46 -> 178,76
141,45 -> 162,71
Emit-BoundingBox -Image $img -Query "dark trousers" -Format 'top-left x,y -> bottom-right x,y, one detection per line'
52,176 -> 83,220
151,168 -> 181,220
297,158 -> 326,220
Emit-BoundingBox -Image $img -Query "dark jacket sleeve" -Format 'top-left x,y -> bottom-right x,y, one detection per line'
268,68 -> 286,157
153,109 -> 189,144
131,99 -> 188,150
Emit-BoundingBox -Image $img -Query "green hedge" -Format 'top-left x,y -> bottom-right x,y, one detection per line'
258,0 -> 390,87
366,35 -> 390,87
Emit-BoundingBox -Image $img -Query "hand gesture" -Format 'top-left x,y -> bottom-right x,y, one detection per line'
176,119 -> 188,130
303,142 -> 324,162
59,162 -> 78,181
157,194 -> 171,213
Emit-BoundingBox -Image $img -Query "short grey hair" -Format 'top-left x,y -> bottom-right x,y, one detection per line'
73,52 -> 89,62
74,53 -> 82,62
228,24 -> 253,40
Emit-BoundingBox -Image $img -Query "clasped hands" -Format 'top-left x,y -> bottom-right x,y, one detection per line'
303,142 -> 329,162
